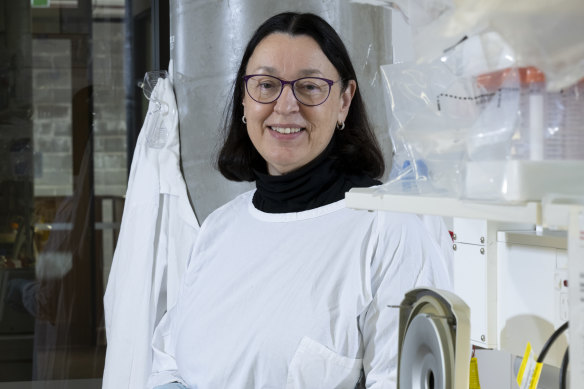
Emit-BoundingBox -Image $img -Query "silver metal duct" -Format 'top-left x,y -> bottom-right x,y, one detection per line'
170,0 -> 393,222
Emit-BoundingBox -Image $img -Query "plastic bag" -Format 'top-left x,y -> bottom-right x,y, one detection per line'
380,61 -> 467,196
378,33 -> 507,196
353,0 -> 584,91
379,30 -> 584,201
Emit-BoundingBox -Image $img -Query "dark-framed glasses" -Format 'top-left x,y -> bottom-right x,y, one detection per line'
243,74 -> 341,106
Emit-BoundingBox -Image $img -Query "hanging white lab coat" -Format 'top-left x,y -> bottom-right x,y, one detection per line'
102,75 -> 199,389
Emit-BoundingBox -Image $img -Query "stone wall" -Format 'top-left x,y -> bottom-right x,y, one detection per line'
32,20 -> 127,198
32,39 -> 73,196
92,20 -> 127,197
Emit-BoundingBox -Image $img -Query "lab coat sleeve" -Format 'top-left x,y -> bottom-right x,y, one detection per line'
419,214 -> 454,288
359,212 -> 453,389
146,307 -> 188,388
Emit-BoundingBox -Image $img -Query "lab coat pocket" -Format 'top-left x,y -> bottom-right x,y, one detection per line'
286,336 -> 362,389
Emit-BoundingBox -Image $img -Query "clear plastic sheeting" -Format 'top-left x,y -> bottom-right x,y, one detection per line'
380,60 -> 468,197
353,0 -> 584,92
379,35 -> 584,202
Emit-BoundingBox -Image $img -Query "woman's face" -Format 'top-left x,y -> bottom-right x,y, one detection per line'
243,33 -> 356,175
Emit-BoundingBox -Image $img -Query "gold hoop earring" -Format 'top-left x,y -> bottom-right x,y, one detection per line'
242,115 -> 247,124
336,121 -> 345,131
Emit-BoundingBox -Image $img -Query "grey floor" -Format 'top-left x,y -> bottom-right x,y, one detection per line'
0,379 -> 101,389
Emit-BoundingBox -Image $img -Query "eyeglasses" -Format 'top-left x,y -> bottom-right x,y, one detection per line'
243,74 -> 341,107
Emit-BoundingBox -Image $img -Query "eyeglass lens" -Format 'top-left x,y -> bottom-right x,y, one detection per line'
245,75 -> 332,106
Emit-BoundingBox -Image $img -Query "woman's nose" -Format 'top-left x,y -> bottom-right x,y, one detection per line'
274,84 -> 299,114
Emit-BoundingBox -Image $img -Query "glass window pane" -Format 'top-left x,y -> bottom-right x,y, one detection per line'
0,0 -> 144,385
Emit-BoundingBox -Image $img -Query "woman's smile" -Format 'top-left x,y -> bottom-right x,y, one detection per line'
269,126 -> 303,135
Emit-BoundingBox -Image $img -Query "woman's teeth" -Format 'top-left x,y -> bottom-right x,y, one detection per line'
271,127 -> 302,134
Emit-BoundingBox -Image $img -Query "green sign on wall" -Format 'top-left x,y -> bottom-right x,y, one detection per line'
31,0 -> 50,7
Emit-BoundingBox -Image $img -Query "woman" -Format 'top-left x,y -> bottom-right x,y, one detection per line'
148,12 -> 451,389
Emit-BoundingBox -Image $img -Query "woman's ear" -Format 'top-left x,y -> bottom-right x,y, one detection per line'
338,80 -> 356,123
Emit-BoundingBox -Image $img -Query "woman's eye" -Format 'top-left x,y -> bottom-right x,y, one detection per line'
258,81 -> 276,89
298,82 -> 321,93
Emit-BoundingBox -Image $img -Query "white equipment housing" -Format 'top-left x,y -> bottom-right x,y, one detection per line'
397,288 -> 470,389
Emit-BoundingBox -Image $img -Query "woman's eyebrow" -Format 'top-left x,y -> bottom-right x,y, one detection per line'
251,66 -> 278,74
298,69 -> 324,77
249,66 -> 325,78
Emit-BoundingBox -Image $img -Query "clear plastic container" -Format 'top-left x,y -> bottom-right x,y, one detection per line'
474,67 -> 546,161
464,67 -> 584,202
545,79 -> 584,160
475,67 -> 584,162
524,68 -> 546,161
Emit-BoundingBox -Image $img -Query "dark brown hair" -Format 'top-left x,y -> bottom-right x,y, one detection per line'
217,12 -> 384,181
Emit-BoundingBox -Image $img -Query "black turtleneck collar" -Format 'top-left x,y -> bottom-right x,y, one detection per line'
252,137 -> 380,213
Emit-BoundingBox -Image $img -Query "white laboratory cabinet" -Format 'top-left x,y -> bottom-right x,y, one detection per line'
451,218 -> 497,349
451,217 -> 569,368
497,230 -> 569,368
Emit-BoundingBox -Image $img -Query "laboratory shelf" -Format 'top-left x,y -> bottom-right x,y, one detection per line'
345,187 -> 542,225
497,230 -> 567,250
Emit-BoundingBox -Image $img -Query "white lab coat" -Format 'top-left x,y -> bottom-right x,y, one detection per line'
147,191 -> 453,388
102,75 -> 199,389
